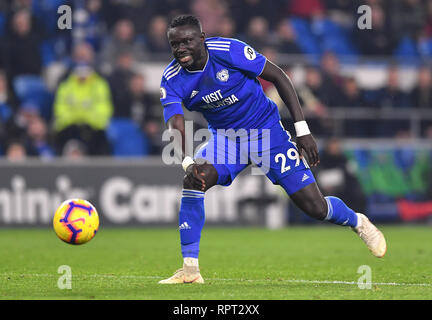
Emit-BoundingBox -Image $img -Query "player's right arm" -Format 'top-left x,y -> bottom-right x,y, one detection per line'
161,78 -> 206,190
166,114 -> 206,191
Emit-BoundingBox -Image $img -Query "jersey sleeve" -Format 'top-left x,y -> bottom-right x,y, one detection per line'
229,40 -> 267,78
160,77 -> 183,123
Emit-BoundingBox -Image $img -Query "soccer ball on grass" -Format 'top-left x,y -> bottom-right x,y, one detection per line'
53,199 -> 99,245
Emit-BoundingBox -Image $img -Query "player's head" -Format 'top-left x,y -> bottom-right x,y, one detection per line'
167,15 -> 206,70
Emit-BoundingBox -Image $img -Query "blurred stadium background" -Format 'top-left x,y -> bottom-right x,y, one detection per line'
0,0 -> 431,229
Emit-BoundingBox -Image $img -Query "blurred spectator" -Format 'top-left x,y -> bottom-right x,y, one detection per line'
313,138 -> 367,213
299,66 -> 329,114
100,19 -> 146,73
325,0 -> 355,27
296,66 -> 330,135
0,70 -> 17,151
108,51 -> 135,118
53,42 -> 113,156
102,0 -> 153,34
390,0 -> 425,40
374,66 -> 412,136
128,74 -> 157,125
229,0 -> 276,35
4,9 -> 42,81
378,66 -> 412,108
151,0 -> 190,23
191,0 -> 228,37
218,16 -> 236,38
426,125 -> 432,139
340,77 -> 371,137
6,139 -> 26,162
288,0 -> 324,19
411,66 -> 432,108
31,0 -> 68,36
275,19 -> 302,54
354,5 -> 397,56
5,103 -> 40,148
128,73 -> 162,154
243,16 -> 272,51
25,114 -> 55,159
9,0 -> 32,12
145,16 -> 171,54
62,139 -> 87,159
320,51 -> 344,106
0,69 -> 15,120
339,77 -> 368,108
73,0 -> 106,52
7,0 -> 44,36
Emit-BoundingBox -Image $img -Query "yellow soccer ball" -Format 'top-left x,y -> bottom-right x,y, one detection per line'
53,199 -> 99,245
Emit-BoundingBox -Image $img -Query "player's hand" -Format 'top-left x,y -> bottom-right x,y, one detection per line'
296,134 -> 320,167
185,164 -> 207,191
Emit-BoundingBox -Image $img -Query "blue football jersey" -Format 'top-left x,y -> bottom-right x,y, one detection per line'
160,37 -> 281,131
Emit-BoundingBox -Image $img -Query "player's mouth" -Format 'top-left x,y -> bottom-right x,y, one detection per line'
177,55 -> 192,65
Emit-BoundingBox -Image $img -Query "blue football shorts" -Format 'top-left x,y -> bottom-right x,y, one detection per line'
194,121 -> 316,195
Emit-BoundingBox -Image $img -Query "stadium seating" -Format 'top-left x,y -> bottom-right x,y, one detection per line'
290,17 -> 358,64
13,75 -> 53,120
394,36 -> 421,66
313,19 -> 358,57
107,117 -> 150,157
290,17 -> 321,61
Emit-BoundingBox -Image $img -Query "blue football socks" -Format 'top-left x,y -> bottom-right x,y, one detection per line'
179,189 -> 205,259
324,196 -> 359,228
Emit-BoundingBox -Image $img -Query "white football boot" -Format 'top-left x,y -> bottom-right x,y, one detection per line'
158,259 -> 204,284
352,213 -> 387,258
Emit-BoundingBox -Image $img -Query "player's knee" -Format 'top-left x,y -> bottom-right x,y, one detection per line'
182,173 -> 200,191
305,198 -> 328,221
182,163 -> 218,192
199,164 -> 218,187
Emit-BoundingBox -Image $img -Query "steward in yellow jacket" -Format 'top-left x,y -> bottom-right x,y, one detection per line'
54,70 -> 113,132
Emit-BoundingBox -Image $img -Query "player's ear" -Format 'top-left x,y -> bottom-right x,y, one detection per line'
200,32 -> 206,41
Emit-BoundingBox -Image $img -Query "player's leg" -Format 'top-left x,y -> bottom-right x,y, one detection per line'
257,121 -> 386,257
159,163 -> 218,284
180,163 -> 218,268
288,180 -> 386,257
289,181 -> 358,226
160,134 -> 249,284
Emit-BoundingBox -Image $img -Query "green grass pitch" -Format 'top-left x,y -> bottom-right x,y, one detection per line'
0,226 -> 431,299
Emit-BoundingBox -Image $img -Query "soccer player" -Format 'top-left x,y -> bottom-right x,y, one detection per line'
159,15 -> 386,284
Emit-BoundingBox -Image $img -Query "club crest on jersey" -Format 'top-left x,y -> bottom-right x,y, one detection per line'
216,69 -> 229,82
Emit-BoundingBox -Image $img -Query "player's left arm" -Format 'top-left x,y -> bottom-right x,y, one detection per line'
260,60 -> 320,166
